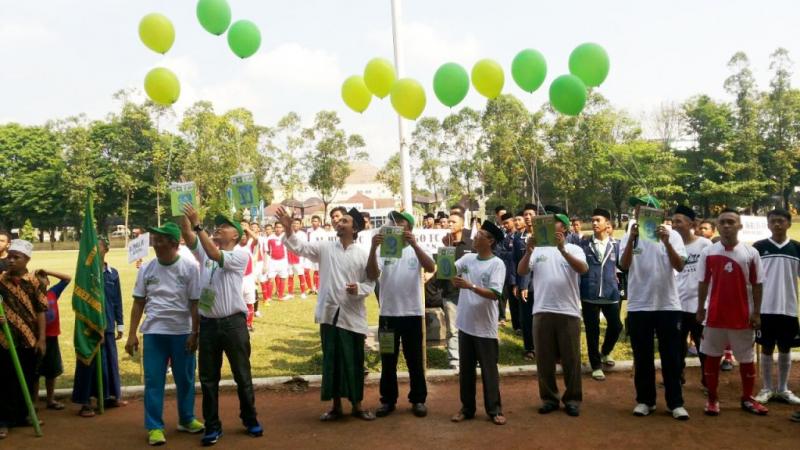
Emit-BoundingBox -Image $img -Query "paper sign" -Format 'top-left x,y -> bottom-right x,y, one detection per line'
740,215 -> 770,243
380,227 -> 405,259
231,173 -> 259,210
170,182 -> 198,217
436,247 -> 457,280
533,215 -> 557,247
127,232 -> 150,263
638,207 -> 664,242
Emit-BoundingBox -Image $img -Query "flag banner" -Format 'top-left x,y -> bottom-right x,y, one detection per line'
231,173 -> 259,210
170,181 -> 198,216
72,194 -> 107,365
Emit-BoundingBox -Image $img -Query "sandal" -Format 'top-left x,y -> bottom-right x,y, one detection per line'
105,399 -> 128,408
319,409 -> 343,422
491,414 -> 507,425
351,409 -> 375,421
47,401 -> 65,410
0,427 -> 7,439
524,351 -> 536,361
79,405 -> 96,418
450,411 -> 474,422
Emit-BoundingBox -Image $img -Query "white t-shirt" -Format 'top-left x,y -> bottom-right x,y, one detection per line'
529,244 -> 586,318
132,256 -> 200,335
378,245 -> 423,317
455,254 -> 506,339
191,241 -> 249,318
620,229 -> 687,312
675,237 -> 713,313
753,238 -> 800,317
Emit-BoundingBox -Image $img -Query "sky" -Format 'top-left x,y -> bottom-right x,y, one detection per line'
2,0 -> 799,166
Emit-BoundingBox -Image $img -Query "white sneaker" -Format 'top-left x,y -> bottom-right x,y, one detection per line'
633,403 -> 656,416
754,388 -> 774,404
281,295 -> 293,301
300,293 -> 307,299
591,369 -> 605,381
776,390 -> 800,405
254,311 -> 262,318
669,406 -> 690,420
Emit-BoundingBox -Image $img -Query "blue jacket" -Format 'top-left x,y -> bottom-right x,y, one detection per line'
103,265 -> 124,333
578,236 -> 621,303
494,231 -> 516,286
512,231 -> 531,290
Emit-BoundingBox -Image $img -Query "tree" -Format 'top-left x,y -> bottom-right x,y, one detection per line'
375,152 -> 402,197
442,108 -> 485,206
303,111 -> 366,217
268,112 -> 305,200
409,117 -> 446,204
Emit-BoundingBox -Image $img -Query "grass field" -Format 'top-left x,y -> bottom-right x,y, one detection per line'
27,247 -> 629,390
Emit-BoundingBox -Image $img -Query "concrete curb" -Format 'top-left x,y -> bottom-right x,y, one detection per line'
48,352 -> 800,400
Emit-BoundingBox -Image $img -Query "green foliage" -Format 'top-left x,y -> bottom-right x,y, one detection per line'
19,219 -> 37,241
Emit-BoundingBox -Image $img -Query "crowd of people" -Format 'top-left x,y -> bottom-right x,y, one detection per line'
1,195 -> 799,444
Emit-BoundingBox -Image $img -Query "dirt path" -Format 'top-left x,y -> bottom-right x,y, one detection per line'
5,367 -> 799,449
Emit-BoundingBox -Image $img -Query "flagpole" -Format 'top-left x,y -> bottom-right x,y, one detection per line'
0,296 -> 43,437
96,346 -> 105,414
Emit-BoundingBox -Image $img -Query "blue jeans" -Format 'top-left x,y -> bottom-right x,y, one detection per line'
143,334 -> 197,431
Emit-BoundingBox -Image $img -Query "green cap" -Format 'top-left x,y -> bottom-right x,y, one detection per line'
148,222 -> 181,242
214,214 -> 244,239
554,214 -> 571,228
389,210 -> 415,228
628,194 -> 661,209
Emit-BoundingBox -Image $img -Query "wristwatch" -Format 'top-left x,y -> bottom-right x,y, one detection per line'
193,224 -> 203,233
471,284 -> 477,291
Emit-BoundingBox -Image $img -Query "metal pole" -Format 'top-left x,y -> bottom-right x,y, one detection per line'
391,0 -> 412,212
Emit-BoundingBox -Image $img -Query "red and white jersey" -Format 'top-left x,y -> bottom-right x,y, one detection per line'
254,235 -> 269,262
267,233 -> 287,261
288,230 -> 307,265
696,241 -> 764,329
239,239 -> 254,277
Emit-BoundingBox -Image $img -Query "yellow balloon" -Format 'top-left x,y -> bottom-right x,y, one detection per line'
139,13 -> 175,55
390,78 -> 426,120
144,68 -> 180,105
363,58 -> 396,99
341,75 -> 372,113
471,59 -> 504,99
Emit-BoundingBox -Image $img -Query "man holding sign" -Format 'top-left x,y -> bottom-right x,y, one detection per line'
179,205 -> 262,445
620,195 -> 689,420
278,206 -> 376,421
366,211 -> 435,418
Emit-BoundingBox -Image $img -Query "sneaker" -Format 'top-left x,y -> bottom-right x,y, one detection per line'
721,359 -> 734,371
791,410 -> 800,422
741,397 -> 769,415
776,390 -> 800,405
177,419 -> 205,434
591,369 -> 606,381
254,311 -> 262,318
601,354 -> 616,367
755,388 -> 775,404
300,293 -> 307,299
281,295 -> 293,301
148,429 -> 166,446
669,406 -> 690,420
633,404 -> 656,416
704,400 -> 720,416
245,423 -> 263,437
201,429 -> 223,446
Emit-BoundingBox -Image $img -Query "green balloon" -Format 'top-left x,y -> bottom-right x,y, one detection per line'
139,13 -> 175,55
511,49 -> 547,93
471,59 -> 504,99
568,43 -> 609,87
144,67 -> 180,106
549,74 -> 587,116
433,63 -> 469,108
227,20 -> 261,59
391,78 -> 426,120
341,75 -> 372,113
196,0 -> 231,36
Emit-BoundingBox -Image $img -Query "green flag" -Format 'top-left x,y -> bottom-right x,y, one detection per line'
72,193 -> 107,365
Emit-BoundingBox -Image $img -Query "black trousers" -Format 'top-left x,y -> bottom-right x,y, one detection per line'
519,294 -> 534,352
498,284 -> 508,321
581,301 -> 623,370
379,316 -> 427,405
0,346 -> 37,428
503,284 -> 520,330
458,332 -> 502,417
628,311 -> 684,410
199,313 -> 258,433
680,312 -> 706,386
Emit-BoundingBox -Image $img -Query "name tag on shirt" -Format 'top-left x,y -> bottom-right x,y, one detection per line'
199,287 -> 216,313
